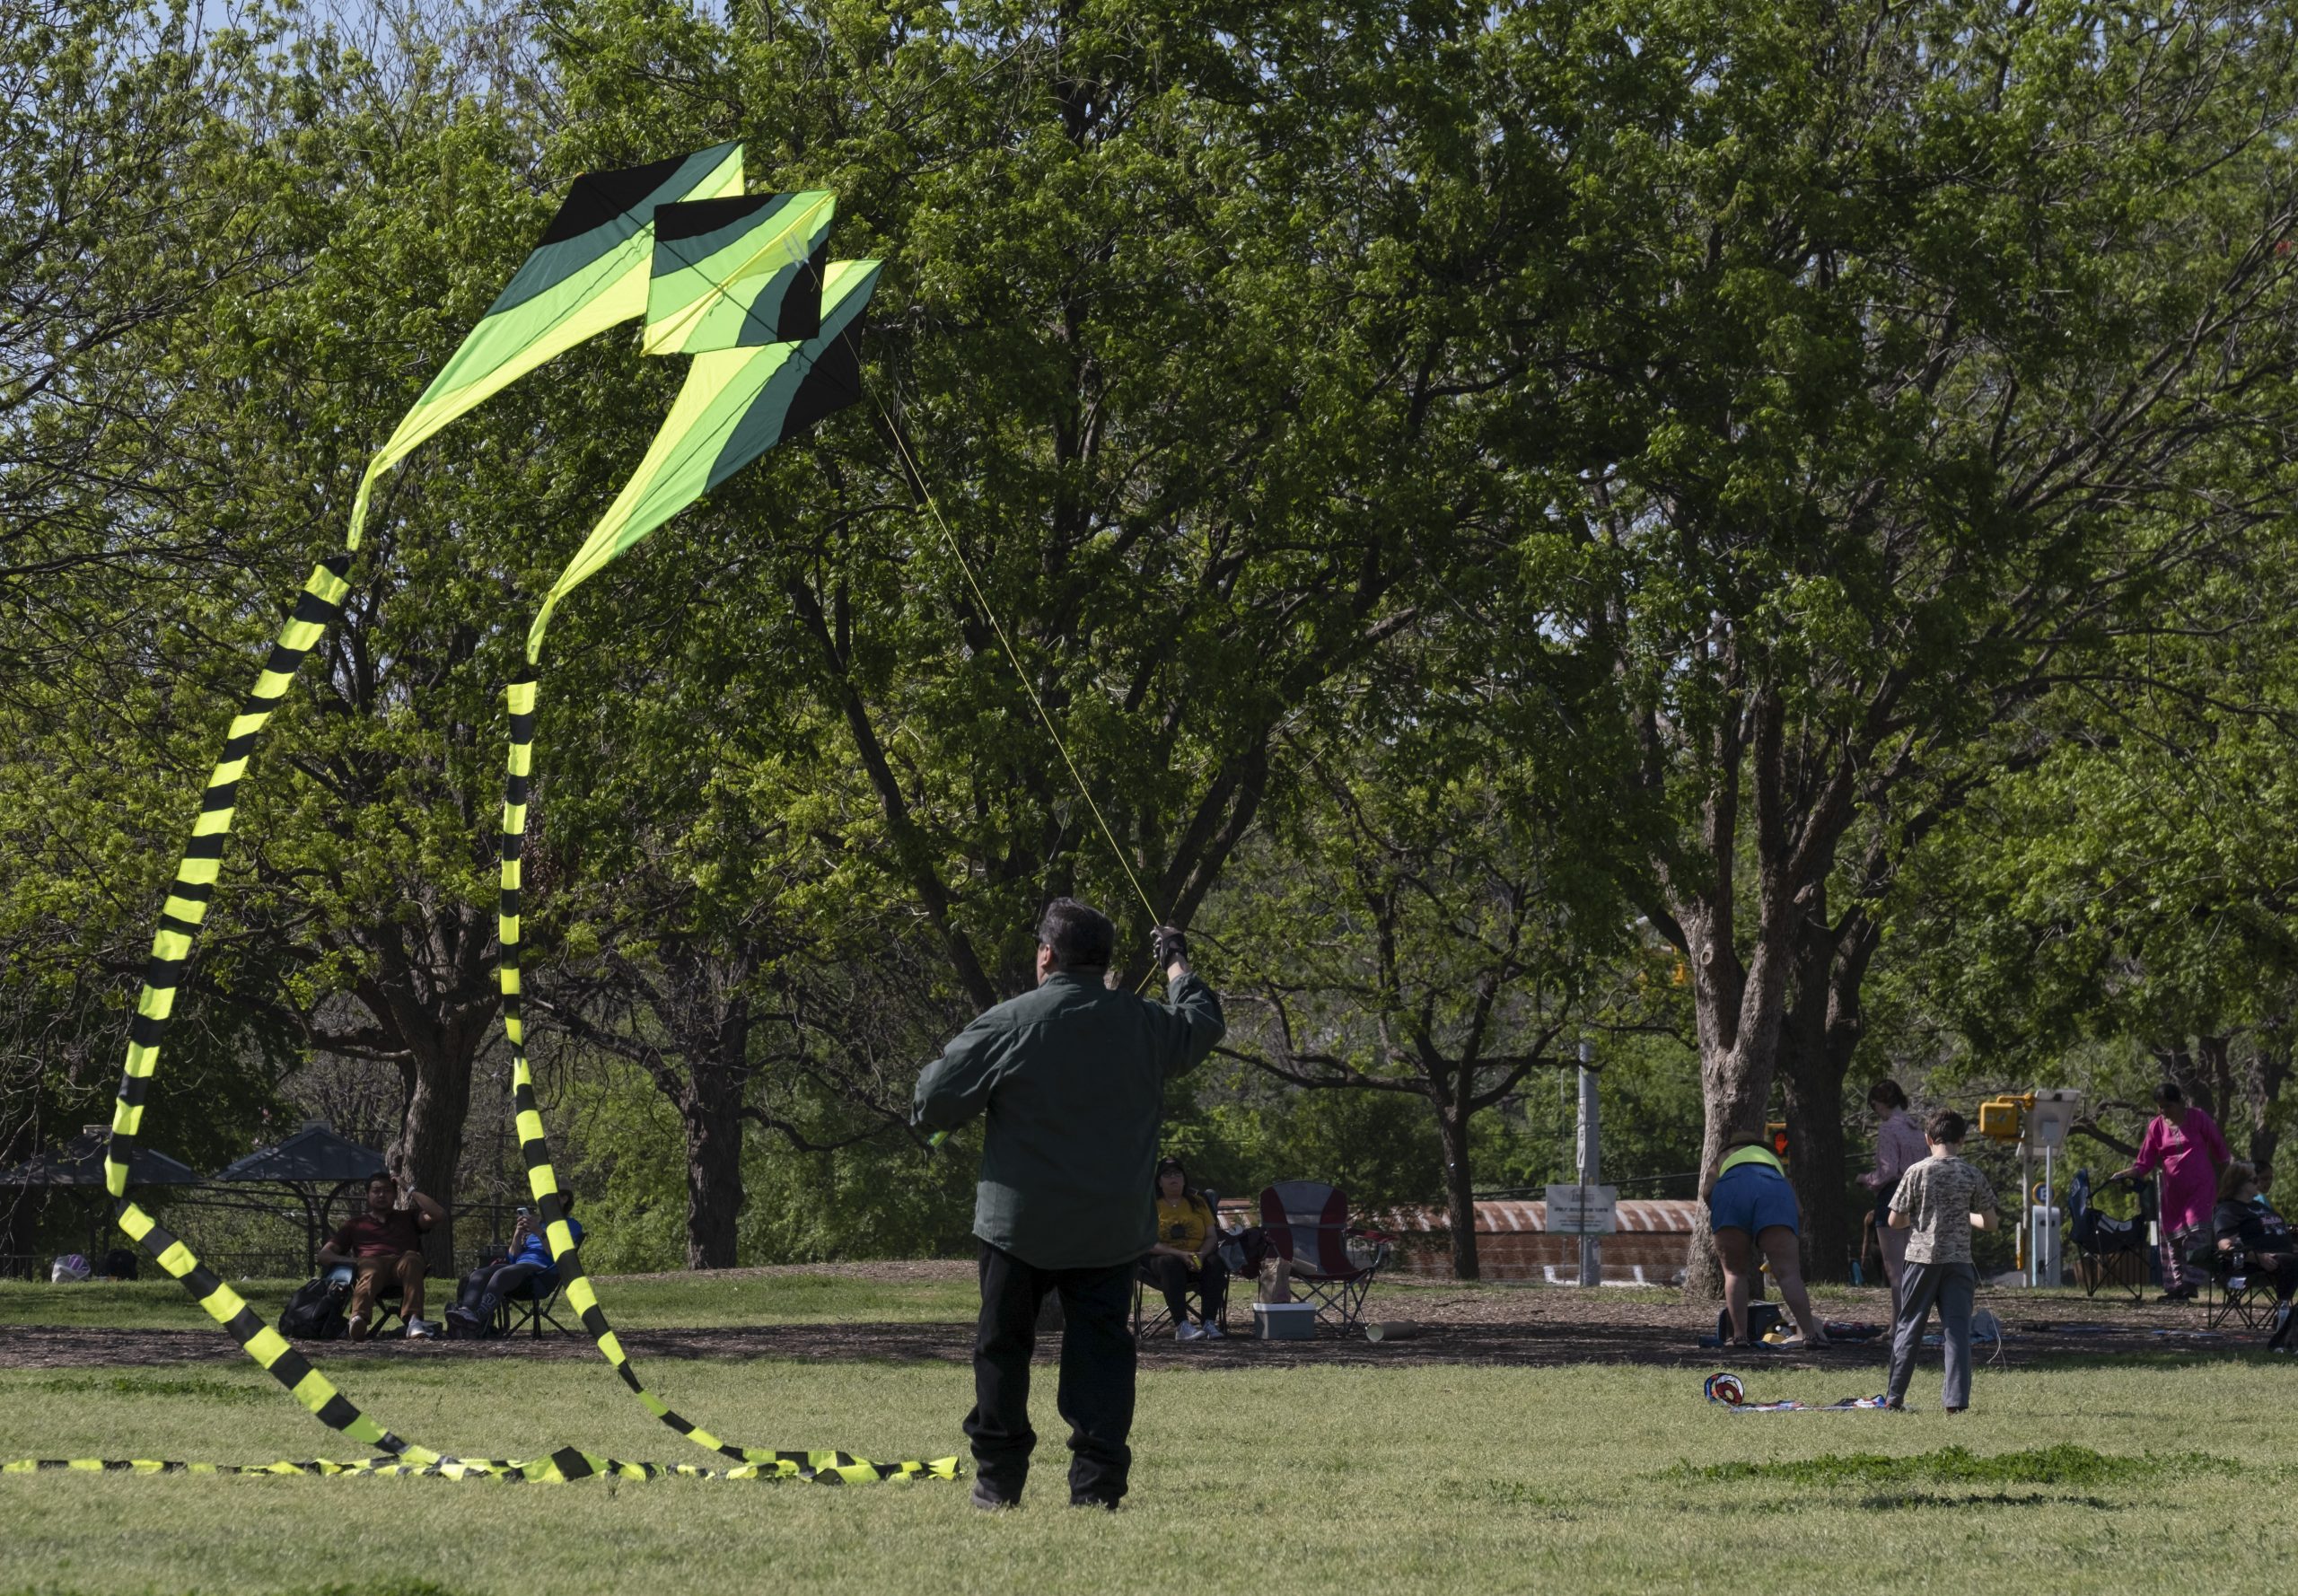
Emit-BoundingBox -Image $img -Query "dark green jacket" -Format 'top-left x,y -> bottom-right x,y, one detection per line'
914,969 -> 1225,1269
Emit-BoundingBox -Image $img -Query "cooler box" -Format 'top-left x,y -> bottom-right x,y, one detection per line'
1251,1302 -> 1316,1340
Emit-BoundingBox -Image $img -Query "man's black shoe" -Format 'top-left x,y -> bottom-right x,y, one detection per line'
971,1481 -> 1018,1512
1071,1495 -> 1120,1512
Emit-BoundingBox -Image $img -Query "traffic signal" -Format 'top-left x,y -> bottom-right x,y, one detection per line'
1767,1121 -> 1790,1161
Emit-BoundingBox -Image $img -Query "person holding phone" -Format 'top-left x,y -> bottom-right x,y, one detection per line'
453,1194 -> 583,1330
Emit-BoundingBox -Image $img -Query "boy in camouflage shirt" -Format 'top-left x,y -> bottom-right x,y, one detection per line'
1884,1110 -> 2000,1411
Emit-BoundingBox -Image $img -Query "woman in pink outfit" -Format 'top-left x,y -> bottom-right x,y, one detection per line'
2117,1082 -> 2232,1301
1861,1080 -> 1930,1305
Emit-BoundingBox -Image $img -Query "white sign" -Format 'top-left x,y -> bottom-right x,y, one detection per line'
2028,1090 -> 2083,1151
1544,1184 -> 1619,1235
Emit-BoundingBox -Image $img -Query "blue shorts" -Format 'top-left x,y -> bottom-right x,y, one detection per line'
1708,1166 -> 1798,1237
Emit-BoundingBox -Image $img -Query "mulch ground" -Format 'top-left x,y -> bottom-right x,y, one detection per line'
3,1276 -> 2275,1372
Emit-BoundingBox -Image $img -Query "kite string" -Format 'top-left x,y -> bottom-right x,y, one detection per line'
862,380 -> 1163,930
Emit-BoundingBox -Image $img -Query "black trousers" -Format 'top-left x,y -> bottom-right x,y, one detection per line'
1138,1252 -> 1229,1325
966,1240 -> 1137,1505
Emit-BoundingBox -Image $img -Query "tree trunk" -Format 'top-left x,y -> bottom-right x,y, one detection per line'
362,906 -> 498,1276
1777,1023 -> 1851,1284
1776,900 -> 1878,1285
680,996 -> 751,1271
2240,1039 -> 2292,1185
391,1039 -> 478,1276
1435,1098 -> 1479,1280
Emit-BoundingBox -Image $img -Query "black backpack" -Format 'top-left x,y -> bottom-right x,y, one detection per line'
1715,1302 -> 1785,1345
277,1274 -> 349,1340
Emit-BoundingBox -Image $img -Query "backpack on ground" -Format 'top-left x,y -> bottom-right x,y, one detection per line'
278,1274 -> 349,1340
1716,1302 -> 1784,1345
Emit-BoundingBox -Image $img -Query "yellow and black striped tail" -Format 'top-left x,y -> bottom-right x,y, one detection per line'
3,1451 -> 959,1483
495,671 -> 957,1483
101,551 -> 439,1466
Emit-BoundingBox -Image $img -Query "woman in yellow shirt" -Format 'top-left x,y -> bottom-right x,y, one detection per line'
1142,1157 -> 1227,1338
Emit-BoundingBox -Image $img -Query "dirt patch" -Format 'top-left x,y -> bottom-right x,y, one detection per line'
0,1276 -> 2268,1372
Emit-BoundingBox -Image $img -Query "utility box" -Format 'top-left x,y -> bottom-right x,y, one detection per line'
1978,1098 -> 2024,1142
1250,1302 -> 1317,1340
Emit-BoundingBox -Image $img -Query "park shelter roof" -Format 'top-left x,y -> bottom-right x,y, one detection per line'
0,1127 -> 199,1188
210,1122 -> 386,1186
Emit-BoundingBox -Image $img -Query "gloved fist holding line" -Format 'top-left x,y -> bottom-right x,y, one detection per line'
1151,925 -> 1188,976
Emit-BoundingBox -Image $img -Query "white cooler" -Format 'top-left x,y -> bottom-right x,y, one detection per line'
1250,1302 -> 1317,1340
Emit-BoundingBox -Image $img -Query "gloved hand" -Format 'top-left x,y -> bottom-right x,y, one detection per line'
1151,925 -> 1188,969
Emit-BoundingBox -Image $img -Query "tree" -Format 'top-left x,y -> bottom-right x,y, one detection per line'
1206,702 -> 1642,1277
1467,0 -> 2298,1290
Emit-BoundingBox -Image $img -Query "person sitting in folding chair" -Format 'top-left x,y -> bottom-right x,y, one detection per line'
2213,1162 -> 2297,1350
1141,1157 -> 1227,1340
317,1173 -> 444,1341
452,1195 -> 582,1335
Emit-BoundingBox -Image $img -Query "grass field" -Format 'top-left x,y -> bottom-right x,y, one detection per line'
3,1278 -> 2287,1596
0,1267 -> 987,1333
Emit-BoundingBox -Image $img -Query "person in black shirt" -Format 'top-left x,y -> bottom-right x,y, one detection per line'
2212,1162 -> 2296,1349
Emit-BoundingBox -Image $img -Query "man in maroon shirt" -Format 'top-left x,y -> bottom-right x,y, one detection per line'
319,1174 -> 446,1339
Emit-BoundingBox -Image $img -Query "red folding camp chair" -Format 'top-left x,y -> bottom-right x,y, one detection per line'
1259,1180 -> 1386,1330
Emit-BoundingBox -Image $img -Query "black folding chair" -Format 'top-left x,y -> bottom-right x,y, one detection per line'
2069,1172 -> 2152,1303
2200,1238 -> 2279,1332
1130,1263 -> 1231,1341
496,1272 -> 574,1337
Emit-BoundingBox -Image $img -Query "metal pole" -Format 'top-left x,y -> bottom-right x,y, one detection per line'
1577,1039 -> 1601,1288
2020,1136 -> 2033,1286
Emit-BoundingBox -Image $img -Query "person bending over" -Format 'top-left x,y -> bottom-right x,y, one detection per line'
457,1195 -> 583,1329
1704,1133 -> 1832,1349
2116,1081 -> 2231,1301
915,900 -> 1224,1512
1884,1111 -> 2000,1412
2214,1162 -> 2297,1350
1142,1157 -> 1227,1339
318,1173 -> 444,1340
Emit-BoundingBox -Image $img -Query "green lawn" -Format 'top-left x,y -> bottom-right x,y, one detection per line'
0,1268 -> 985,1331
2,1346 -> 2288,1596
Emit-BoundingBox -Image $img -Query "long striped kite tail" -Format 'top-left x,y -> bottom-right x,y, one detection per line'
493,678 -> 948,1483
101,552 -> 440,1464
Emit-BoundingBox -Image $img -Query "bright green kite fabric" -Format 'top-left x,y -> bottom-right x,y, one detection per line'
527,256 -> 882,658
346,142 -> 745,548
644,190 -> 834,356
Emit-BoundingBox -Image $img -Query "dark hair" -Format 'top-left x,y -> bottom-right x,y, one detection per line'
557,1192 -> 576,1216
1038,897 -> 1115,971
1719,1130 -> 1768,1152
2153,1082 -> 2185,1109
1867,1079 -> 1908,1110
2221,1161 -> 2259,1202
1153,1156 -> 1192,1197
367,1173 -> 398,1193
1926,1110 -> 1968,1145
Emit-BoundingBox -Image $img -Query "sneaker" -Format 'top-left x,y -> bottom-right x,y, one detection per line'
1200,1321 -> 1225,1339
405,1317 -> 438,1339
346,1313 -> 369,1343
1176,1321 -> 1205,1341
970,1481 -> 1018,1513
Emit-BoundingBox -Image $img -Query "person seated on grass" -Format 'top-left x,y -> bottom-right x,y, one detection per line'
1704,1132 -> 1831,1350
1883,1111 -> 1999,1413
317,1173 -> 444,1341
455,1196 -> 583,1329
1141,1157 -> 1226,1339
2213,1162 -> 2296,1350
